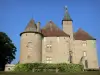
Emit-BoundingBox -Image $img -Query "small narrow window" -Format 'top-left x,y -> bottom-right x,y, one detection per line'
27,55 -> 31,59
44,38 -> 46,42
83,51 -> 87,57
57,37 -> 59,42
82,41 -> 87,46
69,51 -> 73,63
64,37 -> 66,39
83,43 -> 87,46
26,41 -> 33,49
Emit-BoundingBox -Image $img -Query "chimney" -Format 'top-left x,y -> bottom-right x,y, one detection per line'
37,22 -> 41,32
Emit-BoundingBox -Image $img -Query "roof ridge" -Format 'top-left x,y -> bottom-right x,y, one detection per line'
41,21 -> 70,37
42,20 -> 59,29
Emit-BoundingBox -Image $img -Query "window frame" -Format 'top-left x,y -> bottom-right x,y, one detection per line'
82,41 -> 87,47
46,56 -> 52,63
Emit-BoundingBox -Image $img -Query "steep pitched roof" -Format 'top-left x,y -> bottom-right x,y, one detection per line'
74,28 -> 96,40
41,21 -> 70,37
63,6 -> 72,21
24,19 -> 37,32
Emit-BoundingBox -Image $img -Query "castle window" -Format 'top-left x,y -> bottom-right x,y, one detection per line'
26,41 -> 33,49
46,44 -> 52,52
83,43 -> 87,46
83,51 -> 87,57
27,55 -> 31,59
57,37 -> 60,42
82,41 -> 87,47
64,37 -> 66,39
26,34 -> 27,36
46,57 -> 52,63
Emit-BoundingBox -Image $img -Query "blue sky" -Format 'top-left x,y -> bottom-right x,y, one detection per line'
0,0 -> 100,66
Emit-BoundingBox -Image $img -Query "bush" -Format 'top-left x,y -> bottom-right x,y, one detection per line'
84,69 -> 100,71
57,63 -> 83,73
13,63 -> 84,73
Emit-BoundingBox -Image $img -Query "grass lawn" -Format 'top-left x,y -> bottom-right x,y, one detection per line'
0,71 -> 100,75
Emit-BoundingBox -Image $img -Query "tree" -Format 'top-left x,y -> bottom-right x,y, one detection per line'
0,32 -> 16,71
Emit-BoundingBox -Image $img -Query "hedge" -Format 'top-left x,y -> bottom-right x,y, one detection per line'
13,63 -> 84,73
84,69 -> 100,71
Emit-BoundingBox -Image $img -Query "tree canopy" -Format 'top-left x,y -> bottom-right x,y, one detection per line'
0,32 -> 17,71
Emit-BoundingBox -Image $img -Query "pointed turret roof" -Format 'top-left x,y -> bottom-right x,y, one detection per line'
24,19 -> 37,32
20,19 -> 42,36
41,21 -> 70,37
74,28 -> 96,40
63,6 -> 72,21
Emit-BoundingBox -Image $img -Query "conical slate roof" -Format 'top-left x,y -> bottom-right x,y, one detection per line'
74,28 -> 96,40
20,19 -> 42,36
41,21 -> 70,37
63,6 -> 72,21
24,19 -> 37,32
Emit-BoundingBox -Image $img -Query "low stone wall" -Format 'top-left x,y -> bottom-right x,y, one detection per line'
5,64 -> 15,71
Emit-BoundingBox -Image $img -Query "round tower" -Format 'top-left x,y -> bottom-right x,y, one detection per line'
20,19 -> 42,63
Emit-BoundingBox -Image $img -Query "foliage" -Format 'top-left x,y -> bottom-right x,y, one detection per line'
0,71 -> 100,75
84,69 -> 100,71
0,32 -> 16,70
13,63 -> 84,73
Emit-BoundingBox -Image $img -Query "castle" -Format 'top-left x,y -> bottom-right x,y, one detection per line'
19,7 -> 99,69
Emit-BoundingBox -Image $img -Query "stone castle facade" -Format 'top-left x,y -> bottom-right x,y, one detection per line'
19,7 -> 99,69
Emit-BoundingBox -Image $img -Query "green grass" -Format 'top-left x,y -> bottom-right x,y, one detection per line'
0,71 -> 100,75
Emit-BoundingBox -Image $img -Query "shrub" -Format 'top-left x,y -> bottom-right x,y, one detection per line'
84,69 -> 100,71
13,63 -> 84,73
